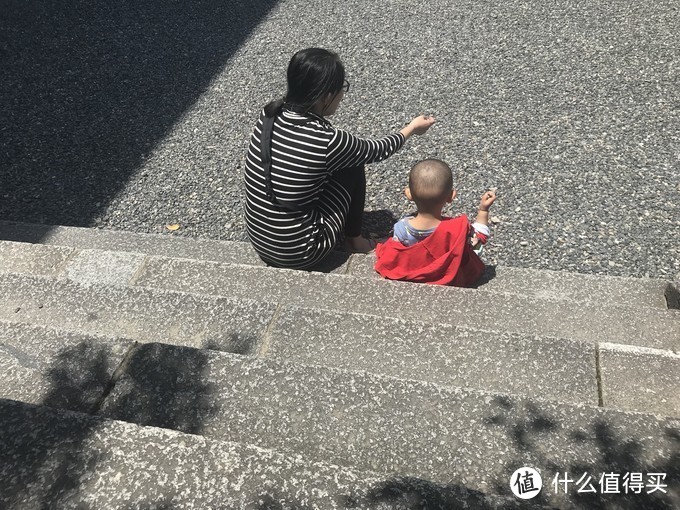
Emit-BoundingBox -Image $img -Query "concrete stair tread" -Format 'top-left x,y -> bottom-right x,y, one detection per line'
2,239 -> 677,350
0,317 -> 598,413
1,272 -> 678,415
0,222 -> 677,507
0,221 -> 352,274
0,314 -> 677,506
3,398 -> 539,510
599,342 -> 680,417
351,251 -> 678,310
0,283 -> 598,407
0,271 -> 277,355
0,320 -> 134,413
0,273 -> 612,409
133,255 -> 679,351
263,306 -> 599,406
1,221 -> 677,309
94,341 -> 680,508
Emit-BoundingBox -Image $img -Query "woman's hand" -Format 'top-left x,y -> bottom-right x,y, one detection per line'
400,115 -> 436,139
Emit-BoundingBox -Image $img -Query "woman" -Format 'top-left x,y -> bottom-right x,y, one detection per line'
244,47 -> 435,269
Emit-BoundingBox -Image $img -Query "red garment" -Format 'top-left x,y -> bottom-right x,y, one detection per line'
374,215 -> 485,286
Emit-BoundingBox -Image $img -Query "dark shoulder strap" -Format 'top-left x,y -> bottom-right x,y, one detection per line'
260,107 -> 314,212
260,114 -> 276,203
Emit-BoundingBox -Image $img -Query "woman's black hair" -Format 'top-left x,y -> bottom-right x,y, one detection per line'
264,48 -> 345,117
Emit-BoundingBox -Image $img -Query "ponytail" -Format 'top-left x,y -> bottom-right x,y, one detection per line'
264,98 -> 285,118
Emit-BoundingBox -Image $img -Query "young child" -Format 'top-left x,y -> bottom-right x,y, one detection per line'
374,158 -> 496,286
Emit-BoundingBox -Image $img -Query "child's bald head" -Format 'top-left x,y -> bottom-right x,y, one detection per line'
407,159 -> 454,211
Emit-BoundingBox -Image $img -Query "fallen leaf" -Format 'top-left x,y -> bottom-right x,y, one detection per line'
166,224 -> 181,231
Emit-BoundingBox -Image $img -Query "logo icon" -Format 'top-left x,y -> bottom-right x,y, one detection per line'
510,467 -> 543,499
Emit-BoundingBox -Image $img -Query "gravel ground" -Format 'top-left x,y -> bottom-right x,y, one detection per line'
2,0 -> 678,280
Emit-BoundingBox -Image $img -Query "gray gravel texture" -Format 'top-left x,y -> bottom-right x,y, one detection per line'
2,0 -> 678,279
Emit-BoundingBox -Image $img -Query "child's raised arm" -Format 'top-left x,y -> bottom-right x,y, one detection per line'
474,190 -> 497,226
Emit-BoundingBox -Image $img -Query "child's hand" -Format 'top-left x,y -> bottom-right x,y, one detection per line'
479,190 -> 496,211
408,115 -> 436,135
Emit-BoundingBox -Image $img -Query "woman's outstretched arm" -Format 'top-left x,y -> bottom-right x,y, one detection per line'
326,115 -> 436,172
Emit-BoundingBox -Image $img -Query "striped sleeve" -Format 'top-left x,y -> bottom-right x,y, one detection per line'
326,129 -> 405,172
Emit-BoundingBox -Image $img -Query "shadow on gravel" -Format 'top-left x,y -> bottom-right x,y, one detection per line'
1,0 -> 279,230
472,264 -> 497,287
362,209 -> 400,238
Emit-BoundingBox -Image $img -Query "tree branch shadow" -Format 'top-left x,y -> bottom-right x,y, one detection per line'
484,396 -> 679,509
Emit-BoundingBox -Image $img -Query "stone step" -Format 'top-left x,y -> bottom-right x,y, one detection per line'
264,307 -> 599,407
0,320 -> 134,413
133,256 -> 679,352
0,272 -> 276,355
0,220 -> 352,274
0,273 -> 597,406
2,221 -> 677,310
2,239 -> 676,350
599,342 -> 680,416
95,341 -> 680,509
2,268 -> 677,415
5,398 -> 532,510
351,252 -> 679,310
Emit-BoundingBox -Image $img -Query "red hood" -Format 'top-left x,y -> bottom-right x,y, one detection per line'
374,215 -> 485,286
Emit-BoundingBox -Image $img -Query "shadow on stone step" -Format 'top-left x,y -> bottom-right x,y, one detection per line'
363,477 -> 527,509
250,480 -> 515,510
485,396 -> 679,509
99,342 -> 218,435
41,340 -> 119,413
0,341 -> 217,508
0,400 -> 102,508
1,338 -> 119,507
306,250 -> 352,274
0,338 -> 124,506
665,282 -> 680,310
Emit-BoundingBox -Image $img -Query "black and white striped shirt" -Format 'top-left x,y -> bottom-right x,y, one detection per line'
244,107 -> 405,268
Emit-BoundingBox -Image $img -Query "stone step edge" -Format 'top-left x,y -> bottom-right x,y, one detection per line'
0,220 -> 355,275
137,339 -> 679,421
130,253 -> 680,316
2,269 -> 674,368
0,396 -> 381,487
2,220 -> 676,305
0,316 -> 605,417
0,397 -> 543,510
2,238 -> 675,315
2,316 -> 670,421
600,342 -> 680,358
0,219 -> 667,284
0,269 -> 609,353
0,395 -> 355,468
0,271 -> 603,408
